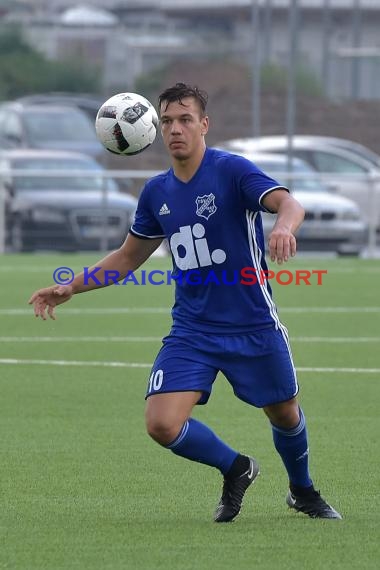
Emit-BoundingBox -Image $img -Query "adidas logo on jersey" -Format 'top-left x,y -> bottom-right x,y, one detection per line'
169,223 -> 226,270
159,203 -> 170,215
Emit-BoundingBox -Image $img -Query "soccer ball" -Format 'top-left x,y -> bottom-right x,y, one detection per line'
95,92 -> 158,155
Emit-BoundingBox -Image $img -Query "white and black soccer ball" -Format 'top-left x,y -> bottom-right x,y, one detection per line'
95,92 -> 158,155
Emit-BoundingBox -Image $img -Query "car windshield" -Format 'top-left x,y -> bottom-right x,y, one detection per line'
11,158 -> 118,191
254,159 -> 326,192
23,109 -> 97,143
329,141 -> 380,167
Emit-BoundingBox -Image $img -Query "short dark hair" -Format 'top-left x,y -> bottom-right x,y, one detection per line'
158,83 -> 208,117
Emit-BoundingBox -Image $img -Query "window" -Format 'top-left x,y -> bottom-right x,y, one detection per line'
23,109 -> 96,143
12,158 -> 118,192
313,151 -> 368,174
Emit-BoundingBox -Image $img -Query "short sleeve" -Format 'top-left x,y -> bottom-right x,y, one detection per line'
230,155 -> 289,213
129,182 -> 166,240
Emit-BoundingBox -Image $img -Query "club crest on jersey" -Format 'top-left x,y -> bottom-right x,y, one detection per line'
195,193 -> 217,220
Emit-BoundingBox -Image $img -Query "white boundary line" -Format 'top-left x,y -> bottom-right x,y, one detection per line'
0,307 -> 169,315
0,336 -> 379,343
298,367 -> 380,373
0,358 -> 149,368
292,337 -> 380,342
0,358 -> 379,373
279,307 -> 380,313
0,336 -> 162,342
1,306 -> 380,315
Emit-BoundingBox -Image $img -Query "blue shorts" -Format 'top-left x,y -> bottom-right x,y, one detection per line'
146,324 -> 298,408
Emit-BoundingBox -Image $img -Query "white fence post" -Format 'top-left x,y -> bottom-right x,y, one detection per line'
367,171 -> 378,259
100,174 -> 109,253
0,178 -> 5,255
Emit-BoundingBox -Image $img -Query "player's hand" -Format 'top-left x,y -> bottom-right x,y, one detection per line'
267,228 -> 297,264
28,284 -> 74,320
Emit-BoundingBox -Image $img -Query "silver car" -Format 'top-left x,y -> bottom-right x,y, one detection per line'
217,135 -> 380,233
222,151 -> 368,256
0,149 -> 137,252
0,101 -> 104,160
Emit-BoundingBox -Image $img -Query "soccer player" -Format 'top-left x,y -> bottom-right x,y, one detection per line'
29,83 -> 342,521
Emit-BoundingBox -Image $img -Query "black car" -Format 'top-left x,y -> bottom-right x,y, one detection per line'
0,101 -> 104,159
0,149 -> 137,252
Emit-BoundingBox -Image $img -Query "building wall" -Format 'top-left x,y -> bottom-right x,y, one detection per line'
20,2 -> 380,100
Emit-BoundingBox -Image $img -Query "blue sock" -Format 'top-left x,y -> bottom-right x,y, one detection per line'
166,418 -> 238,475
271,408 -> 313,488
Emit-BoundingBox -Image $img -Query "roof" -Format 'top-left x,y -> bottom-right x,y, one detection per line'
12,0 -> 380,11
0,149 -> 98,161
60,5 -> 119,26
160,0 -> 380,11
236,151 -> 306,165
0,101 -> 92,114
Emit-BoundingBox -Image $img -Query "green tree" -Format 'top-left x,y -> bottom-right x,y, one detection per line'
0,25 -> 100,100
261,63 -> 324,97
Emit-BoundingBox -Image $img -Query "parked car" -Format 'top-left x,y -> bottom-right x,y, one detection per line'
0,101 -> 104,159
0,149 -> 137,252
16,93 -> 104,121
292,135 -> 380,168
217,135 -> 380,232
224,151 -> 368,255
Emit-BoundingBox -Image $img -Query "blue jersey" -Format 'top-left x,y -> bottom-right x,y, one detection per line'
130,147 -> 288,334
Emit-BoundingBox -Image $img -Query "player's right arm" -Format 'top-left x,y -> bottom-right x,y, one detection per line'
28,234 -> 163,320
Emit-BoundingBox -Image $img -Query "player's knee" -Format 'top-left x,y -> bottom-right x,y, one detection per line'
264,398 -> 300,429
145,416 -> 181,446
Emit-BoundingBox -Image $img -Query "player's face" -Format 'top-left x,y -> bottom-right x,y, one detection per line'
159,97 -> 209,160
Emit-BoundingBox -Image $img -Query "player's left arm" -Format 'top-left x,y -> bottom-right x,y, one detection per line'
262,189 -> 305,264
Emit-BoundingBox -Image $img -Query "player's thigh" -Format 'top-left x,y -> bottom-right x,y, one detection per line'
145,338 -> 218,403
221,330 -> 298,408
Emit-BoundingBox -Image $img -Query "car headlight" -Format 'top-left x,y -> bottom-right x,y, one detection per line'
341,209 -> 361,221
31,209 -> 66,224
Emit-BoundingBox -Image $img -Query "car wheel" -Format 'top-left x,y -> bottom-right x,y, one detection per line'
337,249 -> 361,257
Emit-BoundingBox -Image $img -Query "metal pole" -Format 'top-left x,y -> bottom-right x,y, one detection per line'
366,172 -> 378,259
263,0 -> 272,64
286,0 -> 298,173
100,174 -> 109,253
251,0 -> 261,138
322,0 -> 332,97
351,0 -> 362,100
0,178 -> 5,254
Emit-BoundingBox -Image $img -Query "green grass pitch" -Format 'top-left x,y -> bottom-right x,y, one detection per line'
0,254 -> 379,569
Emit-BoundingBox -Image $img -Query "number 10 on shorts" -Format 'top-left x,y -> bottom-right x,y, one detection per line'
148,369 -> 164,393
